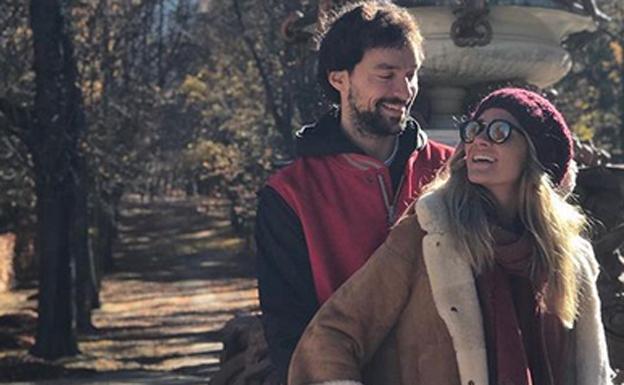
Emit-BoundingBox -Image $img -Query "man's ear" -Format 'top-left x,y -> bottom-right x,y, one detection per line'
328,70 -> 348,93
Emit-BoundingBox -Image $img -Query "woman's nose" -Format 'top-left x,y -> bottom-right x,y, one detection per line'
472,129 -> 491,146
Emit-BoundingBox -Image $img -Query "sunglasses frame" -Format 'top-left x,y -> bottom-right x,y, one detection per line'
459,119 -> 522,144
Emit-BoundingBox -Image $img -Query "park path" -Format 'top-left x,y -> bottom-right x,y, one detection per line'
1,196 -> 259,384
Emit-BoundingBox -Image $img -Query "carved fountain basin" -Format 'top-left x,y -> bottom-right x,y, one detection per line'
409,4 -> 594,86
399,1 -> 595,139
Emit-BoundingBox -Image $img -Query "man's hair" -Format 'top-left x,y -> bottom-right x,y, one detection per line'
316,1 -> 424,104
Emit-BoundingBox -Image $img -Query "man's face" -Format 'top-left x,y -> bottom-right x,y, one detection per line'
338,45 -> 420,137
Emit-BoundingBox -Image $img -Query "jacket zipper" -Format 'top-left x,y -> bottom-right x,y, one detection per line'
391,173 -> 406,219
376,173 -> 406,226
376,175 -> 392,225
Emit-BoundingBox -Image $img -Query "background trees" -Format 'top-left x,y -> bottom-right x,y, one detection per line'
0,1 -> 34,237
556,0 -> 624,159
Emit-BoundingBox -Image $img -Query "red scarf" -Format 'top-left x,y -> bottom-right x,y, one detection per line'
476,227 -> 569,385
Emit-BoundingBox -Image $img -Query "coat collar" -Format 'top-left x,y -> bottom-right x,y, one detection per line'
416,190 -> 490,385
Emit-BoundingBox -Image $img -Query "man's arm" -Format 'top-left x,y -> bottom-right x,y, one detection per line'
255,186 -> 319,381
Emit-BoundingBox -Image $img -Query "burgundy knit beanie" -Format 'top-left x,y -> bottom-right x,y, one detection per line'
471,88 -> 574,186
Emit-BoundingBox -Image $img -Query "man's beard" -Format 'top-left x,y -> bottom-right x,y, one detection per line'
348,89 -> 410,137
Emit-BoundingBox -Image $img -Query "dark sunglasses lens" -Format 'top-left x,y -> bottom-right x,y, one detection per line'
488,121 -> 511,143
461,121 -> 481,143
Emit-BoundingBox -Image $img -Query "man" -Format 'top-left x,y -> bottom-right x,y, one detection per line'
255,1 -> 453,381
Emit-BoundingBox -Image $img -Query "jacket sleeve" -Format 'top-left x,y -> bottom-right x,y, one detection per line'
573,239 -> 614,385
255,186 -> 319,382
288,216 -> 422,385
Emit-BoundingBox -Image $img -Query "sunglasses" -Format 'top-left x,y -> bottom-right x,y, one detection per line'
459,119 -> 522,144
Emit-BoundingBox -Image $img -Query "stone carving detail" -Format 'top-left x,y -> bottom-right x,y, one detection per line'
210,315 -> 279,385
553,0 -> 610,21
451,0 -> 492,47
575,164 -> 624,367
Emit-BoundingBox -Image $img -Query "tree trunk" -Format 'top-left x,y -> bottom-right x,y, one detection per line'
94,188 -> 116,273
30,170 -> 79,358
29,0 -> 91,359
621,62 -> 624,155
74,155 -> 99,333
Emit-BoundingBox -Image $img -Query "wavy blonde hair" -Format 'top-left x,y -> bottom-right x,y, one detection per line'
425,137 -> 588,326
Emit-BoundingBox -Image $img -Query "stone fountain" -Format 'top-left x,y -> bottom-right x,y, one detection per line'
397,0 -> 598,143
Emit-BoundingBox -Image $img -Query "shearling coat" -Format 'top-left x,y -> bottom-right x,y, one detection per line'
288,191 -> 612,385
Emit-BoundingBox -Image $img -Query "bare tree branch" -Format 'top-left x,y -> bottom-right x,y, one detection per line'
232,0 -> 292,147
0,97 -> 32,146
0,133 -> 32,171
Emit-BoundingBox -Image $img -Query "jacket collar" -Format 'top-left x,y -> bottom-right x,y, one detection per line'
416,190 -> 490,385
294,107 -> 426,158
415,190 -> 452,235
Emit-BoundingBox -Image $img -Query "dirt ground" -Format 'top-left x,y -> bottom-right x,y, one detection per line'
0,196 -> 259,383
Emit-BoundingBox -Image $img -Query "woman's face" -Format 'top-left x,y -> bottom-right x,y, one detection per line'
465,108 -> 529,204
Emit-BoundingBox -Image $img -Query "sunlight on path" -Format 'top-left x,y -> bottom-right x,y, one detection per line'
63,197 -> 260,381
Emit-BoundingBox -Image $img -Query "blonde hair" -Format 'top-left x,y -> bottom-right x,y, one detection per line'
425,138 -> 588,326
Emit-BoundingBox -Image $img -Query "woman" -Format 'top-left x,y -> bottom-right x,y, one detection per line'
288,88 -> 612,385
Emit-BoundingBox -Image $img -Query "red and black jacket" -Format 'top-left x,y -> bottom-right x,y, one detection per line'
255,109 -> 453,380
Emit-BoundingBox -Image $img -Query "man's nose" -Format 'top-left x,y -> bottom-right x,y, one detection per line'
392,77 -> 415,102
